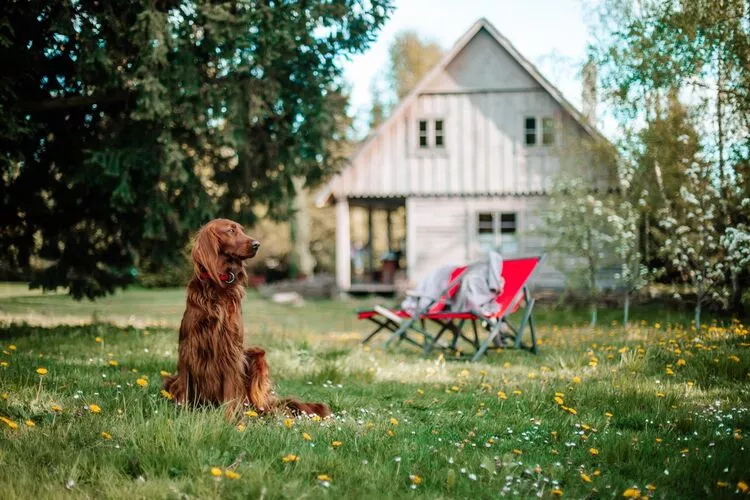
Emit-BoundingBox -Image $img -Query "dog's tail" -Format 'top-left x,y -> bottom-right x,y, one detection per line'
279,398 -> 332,418
244,347 -> 331,418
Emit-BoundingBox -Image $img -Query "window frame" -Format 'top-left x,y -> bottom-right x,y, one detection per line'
418,119 -> 429,149
524,115 -> 556,148
476,211 -> 520,255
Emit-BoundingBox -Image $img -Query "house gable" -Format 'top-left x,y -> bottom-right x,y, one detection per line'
317,18 -> 608,204
425,28 -> 540,93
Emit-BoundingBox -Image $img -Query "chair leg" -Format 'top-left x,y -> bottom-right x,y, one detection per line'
514,288 -> 535,349
383,319 -> 414,349
528,311 -> 539,354
362,319 -> 391,344
472,318 -> 503,362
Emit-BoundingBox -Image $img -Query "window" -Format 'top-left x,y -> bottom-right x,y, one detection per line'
417,119 -> 445,150
418,120 -> 428,148
434,119 -> 444,148
477,212 -> 519,255
524,117 -> 536,146
542,117 -> 555,145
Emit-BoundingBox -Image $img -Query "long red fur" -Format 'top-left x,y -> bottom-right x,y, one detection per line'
163,219 -> 330,418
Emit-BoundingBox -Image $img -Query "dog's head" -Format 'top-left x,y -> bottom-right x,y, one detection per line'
191,218 -> 260,284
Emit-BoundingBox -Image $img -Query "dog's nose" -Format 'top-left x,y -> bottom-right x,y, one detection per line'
251,240 -> 261,250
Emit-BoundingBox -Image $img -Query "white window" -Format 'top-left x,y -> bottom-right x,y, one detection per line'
477,212 -> 519,256
418,120 -> 428,148
524,116 -> 555,147
434,119 -> 444,148
524,117 -> 536,146
542,117 -> 555,145
417,118 -> 445,150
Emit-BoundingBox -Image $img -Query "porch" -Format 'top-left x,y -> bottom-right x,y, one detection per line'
335,197 -> 407,293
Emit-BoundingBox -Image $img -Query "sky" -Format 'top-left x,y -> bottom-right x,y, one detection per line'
342,0 -> 600,137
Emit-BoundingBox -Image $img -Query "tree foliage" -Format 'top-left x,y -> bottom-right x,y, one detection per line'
0,0 -> 392,298
387,30 -> 443,101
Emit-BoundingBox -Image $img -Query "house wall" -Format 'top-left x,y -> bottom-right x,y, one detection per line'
407,195 -> 565,289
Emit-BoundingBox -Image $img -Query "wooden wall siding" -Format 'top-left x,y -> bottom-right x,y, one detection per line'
333,89 -> 583,198
408,196 -> 566,288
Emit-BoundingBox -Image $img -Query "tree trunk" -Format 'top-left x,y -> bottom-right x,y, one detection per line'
695,299 -> 702,331
289,177 -> 315,279
623,292 -> 630,329
590,302 -> 598,328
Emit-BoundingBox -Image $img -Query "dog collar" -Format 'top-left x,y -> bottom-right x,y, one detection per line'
198,271 -> 236,284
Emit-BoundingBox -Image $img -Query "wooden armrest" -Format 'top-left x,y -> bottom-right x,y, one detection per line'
373,305 -> 404,324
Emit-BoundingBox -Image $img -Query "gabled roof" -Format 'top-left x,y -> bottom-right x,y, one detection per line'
316,18 -> 606,206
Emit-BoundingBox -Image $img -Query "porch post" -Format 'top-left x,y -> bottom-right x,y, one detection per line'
335,197 -> 351,291
386,209 -> 393,250
367,205 -> 374,274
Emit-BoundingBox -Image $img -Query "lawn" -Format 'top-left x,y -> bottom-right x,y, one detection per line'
1,283 -> 749,499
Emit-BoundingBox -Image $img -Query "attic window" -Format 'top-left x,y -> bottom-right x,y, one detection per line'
524,117 -> 536,146
434,120 -> 444,148
542,117 -> 555,145
418,120 -> 428,148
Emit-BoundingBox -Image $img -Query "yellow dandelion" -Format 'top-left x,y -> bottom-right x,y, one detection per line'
281,454 -> 299,463
108,360 -> 118,367
665,367 -> 674,376
593,470 -> 601,477
302,432 -> 312,441
245,410 -> 258,418
512,448 -> 522,455
36,367 -> 48,376
283,418 -> 294,429
676,359 -> 686,366
1,393 -> 7,400
513,389 -> 522,396
737,481 -> 748,493
1,416 -> 19,429
331,440 -> 343,448
554,396 -> 564,405
622,488 -> 640,498
136,378 -> 148,388
646,484 -> 656,491
101,431 -> 112,440
51,404 -> 62,412
311,415 -> 322,422
159,370 -> 171,377
551,488 -> 563,496
409,474 -> 423,485
656,392 -> 665,398
580,473 -> 592,483
390,417 -> 399,426
224,470 -> 240,480
88,404 -> 101,414
589,448 -> 599,456
716,481 -> 729,488
318,474 -> 332,482
572,376 -> 582,384
387,429 -> 395,437
236,424 -> 245,432
497,391 -> 508,400
160,390 -> 173,400
417,388 -> 424,395
728,355 -> 740,363
95,337 -> 102,343
655,437 -> 663,443
605,411 -> 614,418
25,420 -> 35,428
0,362 -> 8,368
210,467 -> 222,477
567,407 -> 578,415
8,345 -> 16,351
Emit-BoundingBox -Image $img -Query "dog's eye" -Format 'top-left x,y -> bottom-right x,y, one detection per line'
228,228 -> 235,234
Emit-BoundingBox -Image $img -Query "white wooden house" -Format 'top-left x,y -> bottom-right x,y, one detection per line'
316,18 -> 612,293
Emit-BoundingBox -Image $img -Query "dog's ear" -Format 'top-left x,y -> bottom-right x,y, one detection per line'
192,224 -> 223,283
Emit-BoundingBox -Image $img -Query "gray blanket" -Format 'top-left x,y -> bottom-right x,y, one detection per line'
401,252 -> 504,317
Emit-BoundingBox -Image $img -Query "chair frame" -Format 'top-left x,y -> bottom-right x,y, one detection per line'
358,256 -> 542,360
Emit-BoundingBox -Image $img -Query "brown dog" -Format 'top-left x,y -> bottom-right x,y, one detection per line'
163,218 -> 330,418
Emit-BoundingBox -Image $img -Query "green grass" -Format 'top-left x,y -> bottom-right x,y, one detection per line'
1,284 -> 749,499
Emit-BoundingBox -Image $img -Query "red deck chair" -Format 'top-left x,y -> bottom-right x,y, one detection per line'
421,256 -> 542,360
358,266 -> 467,349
